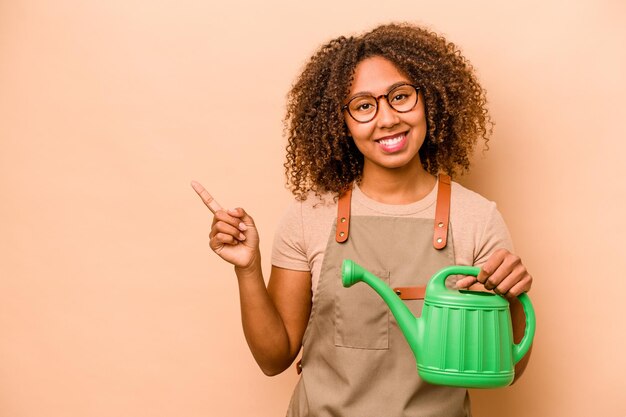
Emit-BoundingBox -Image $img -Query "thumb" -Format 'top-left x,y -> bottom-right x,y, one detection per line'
455,275 -> 478,289
227,207 -> 256,227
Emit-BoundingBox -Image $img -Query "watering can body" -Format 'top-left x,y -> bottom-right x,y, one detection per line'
342,260 -> 535,389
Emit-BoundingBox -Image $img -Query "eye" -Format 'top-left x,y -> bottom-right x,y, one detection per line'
391,93 -> 408,102
389,85 -> 415,104
349,97 -> 377,114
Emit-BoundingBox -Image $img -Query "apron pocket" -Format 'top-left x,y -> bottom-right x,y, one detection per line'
334,267 -> 390,350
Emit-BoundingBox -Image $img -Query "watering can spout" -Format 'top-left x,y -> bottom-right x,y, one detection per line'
342,259 -> 421,356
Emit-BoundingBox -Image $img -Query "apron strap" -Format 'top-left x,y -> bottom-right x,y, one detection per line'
433,173 -> 451,250
336,173 -> 451,248
335,188 -> 352,243
335,175 -> 451,299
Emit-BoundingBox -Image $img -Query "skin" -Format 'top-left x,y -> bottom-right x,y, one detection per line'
344,56 -> 436,203
191,181 -> 311,376
193,56 -> 533,379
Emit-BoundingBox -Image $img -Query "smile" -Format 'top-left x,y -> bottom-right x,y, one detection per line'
375,132 -> 408,153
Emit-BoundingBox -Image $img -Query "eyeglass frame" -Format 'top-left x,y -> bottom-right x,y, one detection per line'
341,83 -> 421,123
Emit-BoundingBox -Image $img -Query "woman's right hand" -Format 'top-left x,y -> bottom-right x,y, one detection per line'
192,181 -> 311,376
191,181 -> 260,270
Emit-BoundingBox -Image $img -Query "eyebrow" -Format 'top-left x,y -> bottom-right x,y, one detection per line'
348,81 -> 412,99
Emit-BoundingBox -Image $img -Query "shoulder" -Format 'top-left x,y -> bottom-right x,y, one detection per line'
450,181 -> 497,212
448,180 -> 505,243
275,191 -> 337,239
294,190 -> 338,219
449,181 -> 503,228
272,191 -> 338,271
448,181 -> 513,264
278,190 -> 334,215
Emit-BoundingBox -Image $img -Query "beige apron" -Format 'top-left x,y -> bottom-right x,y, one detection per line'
287,175 -> 471,417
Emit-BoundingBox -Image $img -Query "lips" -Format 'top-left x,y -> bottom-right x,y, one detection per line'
375,132 -> 407,153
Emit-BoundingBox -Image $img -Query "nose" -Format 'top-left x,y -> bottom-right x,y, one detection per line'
375,97 -> 400,128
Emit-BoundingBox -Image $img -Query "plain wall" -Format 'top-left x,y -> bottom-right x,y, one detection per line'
1,0 -> 625,416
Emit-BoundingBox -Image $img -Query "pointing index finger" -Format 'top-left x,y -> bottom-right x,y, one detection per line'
190,180 -> 224,214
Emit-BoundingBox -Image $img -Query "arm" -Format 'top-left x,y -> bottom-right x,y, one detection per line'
236,262 -> 311,376
191,181 -> 311,375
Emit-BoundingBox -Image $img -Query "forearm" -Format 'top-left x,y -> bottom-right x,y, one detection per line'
235,258 -> 294,376
189,190 -> 300,375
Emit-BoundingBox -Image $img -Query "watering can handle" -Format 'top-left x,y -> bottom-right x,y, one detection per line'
431,266 -> 536,364
513,293 -> 536,364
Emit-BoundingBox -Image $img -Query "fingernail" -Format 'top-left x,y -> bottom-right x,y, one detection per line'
239,233 -> 246,241
238,222 -> 248,231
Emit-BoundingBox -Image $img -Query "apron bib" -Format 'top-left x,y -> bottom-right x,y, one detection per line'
287,175 -> 471,417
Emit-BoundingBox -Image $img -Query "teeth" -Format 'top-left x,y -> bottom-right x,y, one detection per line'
378,134 -> 404,145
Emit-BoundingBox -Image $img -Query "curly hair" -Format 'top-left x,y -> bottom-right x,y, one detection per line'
283,22 -> 493,200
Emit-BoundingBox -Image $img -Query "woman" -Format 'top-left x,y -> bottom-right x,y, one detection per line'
193,23 -> 533,417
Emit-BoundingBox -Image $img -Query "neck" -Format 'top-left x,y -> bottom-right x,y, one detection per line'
359,161 -> 437,204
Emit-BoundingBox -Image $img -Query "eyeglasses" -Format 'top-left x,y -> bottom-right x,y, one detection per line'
342,83 -> 420,123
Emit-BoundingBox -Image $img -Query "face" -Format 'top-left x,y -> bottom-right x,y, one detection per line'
344,56 -> 427,173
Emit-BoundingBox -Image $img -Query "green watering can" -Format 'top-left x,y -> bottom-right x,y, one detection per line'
341,260 -> 536,388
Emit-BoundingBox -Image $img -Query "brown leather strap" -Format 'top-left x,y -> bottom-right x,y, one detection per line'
393,286 -> 426,300
433,174 -> 451,250
336,188 -> 352,243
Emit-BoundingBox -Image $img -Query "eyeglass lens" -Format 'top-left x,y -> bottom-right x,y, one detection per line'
347,84 -> 418,123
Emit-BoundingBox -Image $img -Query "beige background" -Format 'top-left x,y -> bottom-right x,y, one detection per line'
1,0 -> 625,416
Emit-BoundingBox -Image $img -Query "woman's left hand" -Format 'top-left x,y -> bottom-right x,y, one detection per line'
456,248 -> 533,298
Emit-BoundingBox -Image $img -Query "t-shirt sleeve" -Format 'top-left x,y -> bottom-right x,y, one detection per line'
473,203 -> 515,267
271,200 -> 311,271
